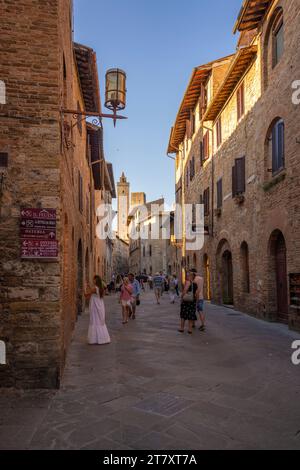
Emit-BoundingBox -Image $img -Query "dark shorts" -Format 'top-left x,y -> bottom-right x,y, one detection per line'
197,299 -> 204,312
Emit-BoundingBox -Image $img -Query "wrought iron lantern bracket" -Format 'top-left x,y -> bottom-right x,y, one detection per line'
61,109 -> 127,128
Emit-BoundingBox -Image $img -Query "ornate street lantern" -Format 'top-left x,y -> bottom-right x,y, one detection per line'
105,69 -> 127,124
62,65 -> 127,131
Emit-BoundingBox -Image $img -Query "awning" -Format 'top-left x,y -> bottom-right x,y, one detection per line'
233,0 -> 273,33
203,45 -> 257,122
73,42 -> 101,114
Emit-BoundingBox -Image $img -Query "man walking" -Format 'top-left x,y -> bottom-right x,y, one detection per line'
190,269 -> 205,331
153,272 -> 164,305
128,273 -> 141,320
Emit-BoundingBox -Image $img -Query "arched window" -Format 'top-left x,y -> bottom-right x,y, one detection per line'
272,9 -> 284,68
263,7 -> 284,88
266,118 -> 285,175
240,242 -> 250,294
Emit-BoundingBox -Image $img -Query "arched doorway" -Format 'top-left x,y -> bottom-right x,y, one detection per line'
222,250 -> 234,305
77,240 -> 83,317
269,230 -> 288,323
203,254 -> 211,300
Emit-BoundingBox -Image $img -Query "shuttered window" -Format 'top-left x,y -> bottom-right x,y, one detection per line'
204,132 -> 209,160
200,141 -> 204,166
272,119 -> 285,174
232,156 -> 246,196
203,187 -> 210,216
189,157 -> 195,180
274,19 -> 284,67
217,178 -> 223,208
237,82 -> 245,121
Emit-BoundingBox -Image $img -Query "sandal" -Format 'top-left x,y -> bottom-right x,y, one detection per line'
178,329 -> 184,333
188,331 -> 193,335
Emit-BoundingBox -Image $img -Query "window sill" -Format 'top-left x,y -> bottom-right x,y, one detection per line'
263,171 -> 286,192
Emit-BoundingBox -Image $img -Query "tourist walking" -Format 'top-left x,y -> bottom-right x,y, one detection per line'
169,275 -> 177,304
178,272 -> 197,334
148,275 -> 153,290
84,275 -> 111,345
128,273 -> 141,320
119,277 -> 133,324
190,269 -> 206,331
153,272 -> 164,304
174,274 -> 180,296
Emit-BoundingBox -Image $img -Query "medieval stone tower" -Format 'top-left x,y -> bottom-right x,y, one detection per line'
117,172 -> 130,241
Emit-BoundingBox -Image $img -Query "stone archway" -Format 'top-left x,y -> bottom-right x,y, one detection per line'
268,230 -> 288,323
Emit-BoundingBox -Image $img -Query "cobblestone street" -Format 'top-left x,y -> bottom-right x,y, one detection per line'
1,291 -> 300,450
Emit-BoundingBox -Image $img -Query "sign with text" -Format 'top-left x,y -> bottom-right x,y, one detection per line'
21,239 -> 59,259
20,208 -> 58,260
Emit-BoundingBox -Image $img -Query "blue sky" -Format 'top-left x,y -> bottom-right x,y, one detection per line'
74,0 -> 242,206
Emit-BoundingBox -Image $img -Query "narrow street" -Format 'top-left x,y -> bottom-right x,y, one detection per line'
1,291 -> 300,450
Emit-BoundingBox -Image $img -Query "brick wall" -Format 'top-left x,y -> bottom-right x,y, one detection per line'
176,0 -> 300,332
0,0 -> 102,387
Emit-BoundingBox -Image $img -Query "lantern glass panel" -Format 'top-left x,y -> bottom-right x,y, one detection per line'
105,69 -> 126,111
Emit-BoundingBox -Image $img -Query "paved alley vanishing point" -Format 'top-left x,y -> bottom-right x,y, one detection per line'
0,291 -> 300,450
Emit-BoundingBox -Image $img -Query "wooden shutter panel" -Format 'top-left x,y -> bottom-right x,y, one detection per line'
278,120 -> 285,168
236,157 -> 246,194
200,141 -> 204,166
232,166 -> 236,197
272,125 -> 277,172
217,179 -> 223,208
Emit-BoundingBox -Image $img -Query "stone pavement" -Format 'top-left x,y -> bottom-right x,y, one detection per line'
1,290 -> 300,450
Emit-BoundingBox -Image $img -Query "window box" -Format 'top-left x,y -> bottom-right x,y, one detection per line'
234,194 -> 245,205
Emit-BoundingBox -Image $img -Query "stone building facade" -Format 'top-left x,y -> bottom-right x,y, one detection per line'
112,235 -> 129,275
168,0 -> 300,331
128,198 -> 172,275
0,0 -> 116,388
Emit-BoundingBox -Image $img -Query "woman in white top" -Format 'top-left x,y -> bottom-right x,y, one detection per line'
84,275 -> 111,345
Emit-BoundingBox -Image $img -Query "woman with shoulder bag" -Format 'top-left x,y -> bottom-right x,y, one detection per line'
178,272 -> 197,335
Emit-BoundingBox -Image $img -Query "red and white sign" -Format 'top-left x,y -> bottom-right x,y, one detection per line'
20,208 -> 58,260
21,240 -> 59,259
20,208 -> 56,220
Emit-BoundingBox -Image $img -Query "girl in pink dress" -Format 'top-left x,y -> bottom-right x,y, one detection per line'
119,277 -> 133,324
84,276 -> 111,345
